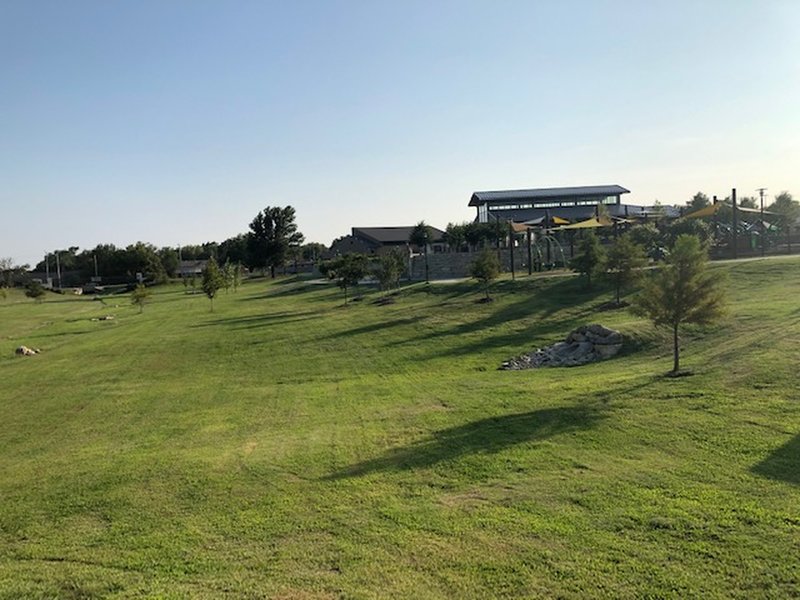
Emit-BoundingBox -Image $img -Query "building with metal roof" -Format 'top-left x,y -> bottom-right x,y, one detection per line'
470,185 -> 631,224
329,226 -> 446,256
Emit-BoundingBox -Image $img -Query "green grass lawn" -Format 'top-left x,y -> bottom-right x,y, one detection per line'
0,259 -> 798,598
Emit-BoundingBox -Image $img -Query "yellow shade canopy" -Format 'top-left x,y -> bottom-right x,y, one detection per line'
555,216 -> 614,230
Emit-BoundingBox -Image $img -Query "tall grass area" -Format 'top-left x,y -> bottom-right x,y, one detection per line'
0,258 -> 798,598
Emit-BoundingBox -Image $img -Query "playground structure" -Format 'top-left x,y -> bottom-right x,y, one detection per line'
500,188 -> 797,279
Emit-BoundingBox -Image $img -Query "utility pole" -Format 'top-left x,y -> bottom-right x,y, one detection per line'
757,187 -> 767,257
56,251 -> 62,289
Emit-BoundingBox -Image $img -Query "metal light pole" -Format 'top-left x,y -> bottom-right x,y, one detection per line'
757,187 -> 767,257
731,189 -> 738,259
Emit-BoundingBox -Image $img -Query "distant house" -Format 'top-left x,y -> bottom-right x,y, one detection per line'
330,226 -> 447,256
176,260 -> 207,277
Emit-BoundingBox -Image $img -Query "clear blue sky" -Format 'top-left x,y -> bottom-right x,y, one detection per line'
2,1 -> 799,266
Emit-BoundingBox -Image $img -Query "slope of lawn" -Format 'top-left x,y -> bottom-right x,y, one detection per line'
0,258 -> 798,598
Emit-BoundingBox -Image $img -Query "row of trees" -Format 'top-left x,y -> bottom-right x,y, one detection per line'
319,250 -> 407,303
24,205 -> 319,285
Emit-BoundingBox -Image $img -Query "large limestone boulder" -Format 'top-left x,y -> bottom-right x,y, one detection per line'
500,324 -> 623,370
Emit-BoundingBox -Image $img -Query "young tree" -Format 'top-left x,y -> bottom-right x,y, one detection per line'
232,263 -> 244,292
571,231 -> 605,289
632,234 -> 726,374
222,260 -> 235,293
130,283 -> 151,313
319,254 -> 369,305
247,206 -> 304,278
469,247 -> 501,301
606,234 -> 647,306
25,281 -> 46,303
201,257 -> 224,312
374,250 -> 406,291
409,221 -> 433,283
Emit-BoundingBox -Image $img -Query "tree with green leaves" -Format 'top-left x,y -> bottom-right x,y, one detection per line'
628,223 -> 665,261
222,260 -> 235,293
130,283 -> 151,313
409,221 -> 433,283
768,191 -> 800,229
444,222 -> 467,252
0,258 -> 29,288
25,281 -> 46,303
320,254 -> 369,305
202,257 -> 224,311
738,196 -> 758,209
686,192 -> 710,213
247,206 -> 304,278
232,263 -> 244,292
469,247 -> 501,301
663,218 -> 711,248
301,242 -> 327,263
374,250 -> 406,291
632,234 -> 726,374
571,231 -> 605,289
606,234 -> 647,306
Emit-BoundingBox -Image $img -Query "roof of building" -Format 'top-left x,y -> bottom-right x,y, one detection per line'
469,185 -> 630,206
353,226 -> 446,245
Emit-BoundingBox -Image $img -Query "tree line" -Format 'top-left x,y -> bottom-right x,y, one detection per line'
17,206 -> 320,286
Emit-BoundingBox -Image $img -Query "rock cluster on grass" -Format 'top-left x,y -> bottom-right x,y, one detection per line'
15,345 -> 41,356
500,324 -> 623,370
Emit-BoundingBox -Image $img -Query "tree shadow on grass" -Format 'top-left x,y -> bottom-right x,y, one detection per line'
318,315 -> 427,340
752,434 -> 800,485
190,310 -> 324,330
323,405 -> 607,480
389,278 -> 611,359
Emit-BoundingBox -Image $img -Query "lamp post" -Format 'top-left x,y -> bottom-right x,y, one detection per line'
757,187 -> 767,257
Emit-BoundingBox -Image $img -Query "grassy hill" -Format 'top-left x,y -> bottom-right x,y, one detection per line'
1,259 -> 798,598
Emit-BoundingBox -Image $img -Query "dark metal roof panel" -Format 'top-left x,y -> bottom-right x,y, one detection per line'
353,226 -> 445,244
469,185 -> 630,206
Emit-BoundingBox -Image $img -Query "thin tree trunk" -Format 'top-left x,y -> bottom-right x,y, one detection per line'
424,250 -> 429,283
673,323 -> 680,373
616,279 -> 620,305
